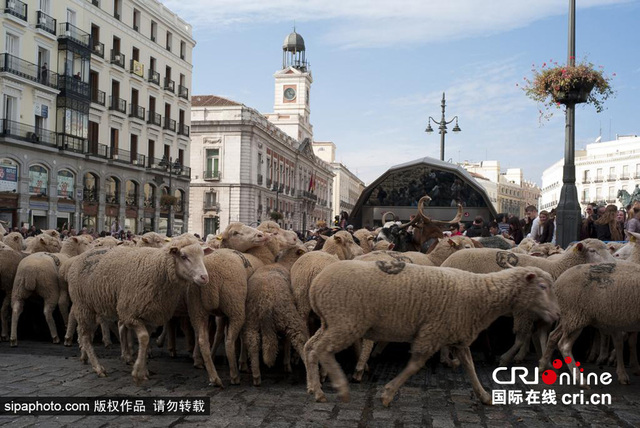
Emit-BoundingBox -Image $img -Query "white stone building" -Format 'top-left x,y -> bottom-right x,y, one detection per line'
459,161 -> 540,217
311,141 -> 365,222
0,0 -> 194,234
188,31 -> 334,236
540,135 -> 640,211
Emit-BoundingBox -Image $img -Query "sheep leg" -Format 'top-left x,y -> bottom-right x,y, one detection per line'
304,326 -> 327,402
353,339 -> 375,382
119,322 -> 133,364
261,318 -> 279,368
98,317 -> 112,348
283,338 -> 292,373
58,289 -> 70,328
439,346 -> 460,368
313,334 -> 358,404
129,321 -> 150,385
42,298 -> 60,344
238,338 -> 249,373
538,324 -> 563,371
557,328 -> 588,388
513,331 -> 533,363
193,317 -> 223,387
381,351 -> 431,407
597,333 -> 610,366
225,317 -> 243,385
167,319 -> 177,357
156,323 -> 168,348
611,331 -> 630,385
210,316 -> 226,358
629,332 -> 640,376
64,309 -> 77,346
533,323 -> 550,359
371,341 -> 388,358
181,317 -> 195,354
77,314 -> 106,377
587,329 -> 601,363
608,345 -> 617,366
244,327 -> 262,386
455,346 -> 492,405
1,294 -> 10,341
499,336 -> 526,366
9,298 -> 24,347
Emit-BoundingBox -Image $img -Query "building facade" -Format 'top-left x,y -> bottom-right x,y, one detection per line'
0,0 -> 194,234
312,141 -> 365,222
188,30 -> 336,236
540,135 -> 640,211
459,160 -> 540,217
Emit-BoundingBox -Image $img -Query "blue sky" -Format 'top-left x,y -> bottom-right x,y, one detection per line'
162,0 -> 640,186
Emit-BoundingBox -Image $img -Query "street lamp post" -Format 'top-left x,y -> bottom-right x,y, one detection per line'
425,92 -> 461,161
556,0 -> 581,247
159,155 -> 183,237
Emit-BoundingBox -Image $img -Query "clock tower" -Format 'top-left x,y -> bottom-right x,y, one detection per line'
269,29 -> 313,142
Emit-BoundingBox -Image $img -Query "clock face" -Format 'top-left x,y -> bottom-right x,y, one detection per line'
284,87 -> 296,100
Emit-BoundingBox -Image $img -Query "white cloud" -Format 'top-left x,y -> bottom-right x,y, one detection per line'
162,0 -> 630,48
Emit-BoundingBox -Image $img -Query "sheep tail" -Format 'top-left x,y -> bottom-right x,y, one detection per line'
261,319 -> 279,367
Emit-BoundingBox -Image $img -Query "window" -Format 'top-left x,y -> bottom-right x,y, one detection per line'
29,165 -> 49,196
150,56 -> 156,72
595,187 -> 602,200
132,47 -> 139,61
596,168 -> 603,179
178,149 -> 184,166
66,8 -> 76,26
583,170 -> 590,181
5,33 -> 19,57
179,73 -> 185,87
3,94 -> 18,122
57,170 -> 74,199
180,41 -> 186,60
133,9 -> 141,31
113,0 -> 121,20
150,21 -> 157,42
205,149 -> 219,179
205,191 -> 217,207
144,183 -> 155,207
166,32 -> 172,51
105,176 -> 119,204
204,216 -> 219,236
608,186 -> 615,200
39,0 -> 51,14
623,165 -> 629,178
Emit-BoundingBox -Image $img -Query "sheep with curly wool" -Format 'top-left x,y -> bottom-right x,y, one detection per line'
3,232 -> 25,251
136,231 -> 167,247
441,239 -> 615,366
540,261 -> 640,385
243,244 -> 309,386
10,237 -> 89,346
66,234 -> 210,383
353,229 -> 376,254
305,261 -> 559,405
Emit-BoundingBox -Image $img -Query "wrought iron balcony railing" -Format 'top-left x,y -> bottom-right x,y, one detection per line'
36,11 -> 56,35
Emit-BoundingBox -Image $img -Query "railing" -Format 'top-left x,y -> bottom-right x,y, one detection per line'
148,157 -> 167,170
111,148 -> 130,163
4,0 -> 26,21
581,178 -> 591,184
91,89 -> 105,106
301,190 -> 318,201
110,50 -> 125,68
57,134 -> 85,153
58,74 -> 90,98
125,193 -> 137,206
36,11 -> 56,35
147,111 -> 161,126
0,53 -> 59,89
203,201 -> 219,210
83,141 -> 110,158
92,41 -> 104,58
83,188 -> 98,202
164,78 -> 174,92
133,153 -> 145,166
593,175 -> 604,183
620,173 -> 630,180
178,84 -> 188,99
129,104 -> 145,120
163,117 -> 176,132
108,96 -> 126,113
178,123 -> 189,137
148,69 -> 160,85
203,170 -> 220,180
58,22 -> 91,49
105,193 -> 118,204
177,166 -> 191,178
1,119 -> 56,147
606,175 -> 617,181
267,178 -> 272,187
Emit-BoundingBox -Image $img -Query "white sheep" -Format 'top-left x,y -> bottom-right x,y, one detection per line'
304,261 -> 559,405
136,231 -> 168,247
10,237 -> 89,346
540,261 -> 640,385
353,228 -> 375,254
3,232 -> 25,251
67,234 -> 210,383
244,244 -> 309,386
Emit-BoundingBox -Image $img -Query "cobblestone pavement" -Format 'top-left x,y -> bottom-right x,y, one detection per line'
1,339 -> 640,427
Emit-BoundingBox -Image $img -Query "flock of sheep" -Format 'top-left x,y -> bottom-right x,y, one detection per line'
1,199 -> 640,407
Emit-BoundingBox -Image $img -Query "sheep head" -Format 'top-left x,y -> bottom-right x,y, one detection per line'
219,222 -> 270,252
3,232 -> 25,251
62,236 -> 90,256
138,232 -> 166,248
167,234 -> 211,286
511,268 -> 560,324
257,222 -> 299,250
322,231 -> 363,259
573,239 -> 616,263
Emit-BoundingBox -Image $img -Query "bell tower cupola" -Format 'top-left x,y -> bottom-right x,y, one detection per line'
282,29 -> 308,72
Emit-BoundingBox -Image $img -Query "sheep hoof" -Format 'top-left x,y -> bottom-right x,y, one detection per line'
314,392 -> 327,403
52,336 -> 60,344
193,362 -> 204,369
0,335 -> 7,342
451,358 -> 460,368
618,375 -> 630,385
252,376 -> 261,387
230,375 -> 240,385
479,392 -> 492,405
9,339 -> 17,347
122,355 -> 134,365
64,338 -> 73,347
381,392 -> 395,407
338,392 -> 350,403
352,370 -> 364,383
208,377 -> 223,388
155,338 -> 164,347
96,366 -> 107,377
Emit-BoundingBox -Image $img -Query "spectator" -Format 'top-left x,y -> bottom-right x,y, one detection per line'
617,210 -> 627,235
580,203 -> 598,240
594,204 -> 623,242
465,216 -> 489,238
526,206 -> 543,242
549,208 -> 557,245
461,221 -> 472,236
488,221 -> 500,236
506,216 -> 524,245
523,205 -> 538,237
41,63 -> 48,85
627,206 -> 640,234
497,213 -> 510,235
450,223 -> 462,236
538,210 -> 554,244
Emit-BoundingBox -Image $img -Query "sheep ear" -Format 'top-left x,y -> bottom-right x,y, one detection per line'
447,239 -> 456,247
203,247 -> 213,255
40,237 -> 46,244
319,235 -> 328,241
530,252 -> 543,257
471,239 -> 483,248
574,242 -> 584,252
296,248 -> 305,255
71,237 -> 79,243
525,273 -> 537,282
142,237 -> 149,243
169,247 -> 179,255
116,241 -> 124,246
388,243 -> 395,250
334,235 -> 342,244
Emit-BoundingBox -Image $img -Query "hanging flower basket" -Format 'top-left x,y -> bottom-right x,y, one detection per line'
520,58 -> 615,121
270,211 -> 283,221
160,194 -> 177,207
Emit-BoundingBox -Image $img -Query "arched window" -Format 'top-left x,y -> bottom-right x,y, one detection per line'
29,165 -> 49,196
125,180 -> 138,206
144,183 -> 156,207
83,172 -> 99,202
0,158 -> 19,193
106,176 -> 120,204
174,188 -> 184,213
57,169 -> 75,199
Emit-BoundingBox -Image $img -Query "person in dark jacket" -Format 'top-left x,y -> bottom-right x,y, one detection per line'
506,216 -> 524,245
594,204 -> 623,241
538,210 -> 555,244
465,216 -> 489,238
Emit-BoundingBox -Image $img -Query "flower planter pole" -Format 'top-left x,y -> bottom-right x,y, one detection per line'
556,0 -> 581,248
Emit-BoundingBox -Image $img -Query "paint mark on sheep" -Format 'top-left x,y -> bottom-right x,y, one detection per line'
80,249 -> 109,275
386,252 -> 412,263
587,263 -> 616,288
496,251 -> 519,268
45,253 -> 61,270
376,260 -> 406,275
232,250 -> 252,269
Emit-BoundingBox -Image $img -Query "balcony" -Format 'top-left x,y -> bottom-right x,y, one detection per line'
36,11 -> 56,35
108,96 -> 126,114
110,50 -> 125,68
606,175 -> 617,182
0,53 -> 59,89
132,153 -> 145,166
83,188 -> 99,203
4,0 -> 27,22
57,134 -> 84,153
593,175 -> 604,183
148,157 -> 167,170
635,173 -> 640,179
178,84 -> 188,99
83,141 -> 110,158
57,74 -> 90,98
148,69 -> 160,85
147,111 -> 161,126
105,193 -> 118,204
111,148 -> 130,164
1,119 -> 56,147
203,170 -> 220,180
144,197 -> 155,208
620,173 -> 630,180
92,41 -> 104,58
58,23 -> 91,49
301,191 -> 318,201
129,104 -> 145,120
204,201 -> 220,211
178,123 -> 189,137
130,59 -> 144,77
91,89 -> 105,106
266,178 -> 272,187
163,117 -> 176,132
164,78 -> 175,93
